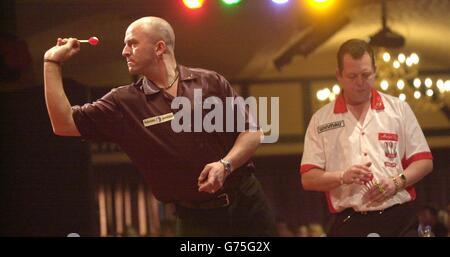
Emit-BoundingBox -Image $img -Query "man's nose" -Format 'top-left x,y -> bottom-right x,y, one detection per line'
122,46 -> 130,57
355,76 -> 364,85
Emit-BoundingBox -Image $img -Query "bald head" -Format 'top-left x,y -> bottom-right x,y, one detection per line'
129,16 -> 175,53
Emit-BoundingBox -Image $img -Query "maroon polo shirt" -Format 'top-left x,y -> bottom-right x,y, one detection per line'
72,65 -> 256,202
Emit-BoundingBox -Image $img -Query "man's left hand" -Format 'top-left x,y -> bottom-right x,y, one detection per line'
364,176 -> 397,207
198,162 -> 228,194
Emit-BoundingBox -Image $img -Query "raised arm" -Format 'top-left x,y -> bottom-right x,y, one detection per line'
43,38 -> 81,136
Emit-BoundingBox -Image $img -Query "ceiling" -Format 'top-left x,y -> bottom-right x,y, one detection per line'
9,0 -> 450,87
12,0 -> 306,86
244,0 -> 450,79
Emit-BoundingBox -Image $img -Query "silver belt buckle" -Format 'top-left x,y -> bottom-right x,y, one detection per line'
218,193 -> 230,207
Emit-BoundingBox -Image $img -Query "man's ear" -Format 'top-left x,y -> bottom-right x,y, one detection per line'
335,68 -> 342,82
155,40 -> 167,57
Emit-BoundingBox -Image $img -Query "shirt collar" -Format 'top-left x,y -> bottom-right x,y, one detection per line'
139,64 -> 198,95
178,65 -> 198,82
140,77 -> 160,95
333,88 -> 385,114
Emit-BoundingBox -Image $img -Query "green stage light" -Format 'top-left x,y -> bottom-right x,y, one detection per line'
222,0 -> 242,6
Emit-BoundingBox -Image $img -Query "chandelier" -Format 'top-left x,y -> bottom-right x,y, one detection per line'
374,49 -> 450,114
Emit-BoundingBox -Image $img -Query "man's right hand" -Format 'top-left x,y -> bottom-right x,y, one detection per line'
341,162 -> 373,185
44,38 -> 81,63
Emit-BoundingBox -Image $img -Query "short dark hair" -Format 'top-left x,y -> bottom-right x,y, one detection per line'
337,39 -> 376,73
419,205 -> 439,217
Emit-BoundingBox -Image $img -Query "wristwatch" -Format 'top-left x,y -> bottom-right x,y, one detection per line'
220,159 -> 232,176
398,173 -> 407,186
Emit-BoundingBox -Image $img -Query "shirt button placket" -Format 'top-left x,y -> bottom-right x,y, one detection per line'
361,131 -> 368,157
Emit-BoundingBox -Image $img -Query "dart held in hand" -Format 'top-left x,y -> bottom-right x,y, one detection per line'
78,36 -> 99,46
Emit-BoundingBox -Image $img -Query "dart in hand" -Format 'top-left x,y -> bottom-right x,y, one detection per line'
78,36 -> 99,46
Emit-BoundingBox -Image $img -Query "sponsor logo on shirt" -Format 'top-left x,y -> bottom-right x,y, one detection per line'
378,133 -> 398,141
384,162 -> 397,168
317,120 -> 345,134
143,113 -> 175,127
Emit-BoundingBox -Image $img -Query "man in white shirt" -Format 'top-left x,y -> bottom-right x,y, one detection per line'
300,39 -> 433,236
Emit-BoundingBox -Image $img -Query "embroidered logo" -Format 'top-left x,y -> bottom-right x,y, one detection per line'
379,132 -> 399,167
383,141 -> 397,159
317,120 -> 345,134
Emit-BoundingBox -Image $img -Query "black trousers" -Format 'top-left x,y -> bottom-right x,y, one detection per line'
174,173 -> 277,236
328,201 -> 417,237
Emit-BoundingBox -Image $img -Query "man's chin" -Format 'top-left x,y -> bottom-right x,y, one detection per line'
127,68 -> 138,75
346,95 -> 370,105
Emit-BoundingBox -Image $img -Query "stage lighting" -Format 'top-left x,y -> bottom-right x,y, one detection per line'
182,0 -> 205,9
272,0 -> 289,5
222,0 -> 241,5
